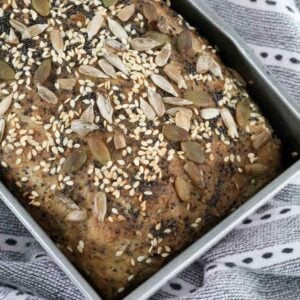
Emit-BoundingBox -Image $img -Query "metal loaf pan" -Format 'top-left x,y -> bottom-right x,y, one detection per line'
0,1 -> 300,300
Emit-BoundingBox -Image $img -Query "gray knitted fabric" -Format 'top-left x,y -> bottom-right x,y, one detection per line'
0,0 -> 299,300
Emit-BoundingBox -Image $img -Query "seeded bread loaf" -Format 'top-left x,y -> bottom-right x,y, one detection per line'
0,0 -> 282,299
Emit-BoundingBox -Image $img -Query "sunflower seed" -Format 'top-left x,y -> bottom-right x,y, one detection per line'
80,104 -> 94,123
6,29 -> 19,44
65,209 -> 87,222
175,110 -> 192,131
163,125 -> 189,142
244,164 -> 269,176
87,12 -> 104,41
252,130 -> 271,150
105,38 -> 126,51
147,87 -> 165,117
236,101 -> 251,127
57,78 -> 76,90
181,141 -> 205,164
96,93 -> 113,124
0,118 -> 5,143
27,23 -> 48,38
107,17 -> 128,43
50,29 -> 64,55
79,65 -> 109,79
177,30 -> 192,55
184,162 -> 205,187
37,84 -> 58,104
175,177 -> 190,202
87,135 -> 111,165
54,191 -> 79,210
0,61 -> 15,81
32,0 -> 50,17
63,151 -> 87,173
104,52 -> 128,76
184,90 -> 213,107
142,2 -> 158,22
200,108 -> 220,120
98,59 -> 116,78
71,119 -> 99,136
220,108 -> 239,138
151,74 -> 178,97
117,4 -> 135,22
9,19 -> 29,38
0,93 -> 13,116
102,0 -> 118,7
130,38 -> 160,51
114,132 -> 126,150
144,31 -> 172,45
69,13 -> 86,25
163,97 -> 192,106
155,43 -> 171,67
93,192 -> 107,223
229,68 -> 246,87
196,54 -> 223,79
34,59 -> 51,85
164,64 -> 187,89
166,107 -> 192,116
140,98 -> 156,120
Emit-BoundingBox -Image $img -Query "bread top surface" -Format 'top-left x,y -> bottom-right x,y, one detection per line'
0,0 -> 281,299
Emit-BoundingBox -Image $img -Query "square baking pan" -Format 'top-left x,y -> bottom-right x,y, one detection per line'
1,0 -> 300,300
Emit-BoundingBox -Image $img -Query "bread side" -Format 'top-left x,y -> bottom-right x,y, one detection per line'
0,0 -> 281,299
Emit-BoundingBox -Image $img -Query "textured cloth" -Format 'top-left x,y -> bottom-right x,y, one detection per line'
0,0 -> 299,300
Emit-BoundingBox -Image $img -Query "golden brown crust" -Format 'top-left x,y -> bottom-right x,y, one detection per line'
0,0 -> 281,299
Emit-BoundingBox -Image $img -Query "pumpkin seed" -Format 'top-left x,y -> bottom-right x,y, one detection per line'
104,52 -> 129,76
87,12 -> 104,41
54,191 -> 79,210
147,87 -> 165,117
0,93 -> 13,116
79,65 -> 109,79
220,108 -> 239,138
244,163 -> 269,176
184,90 -> 213,107
93,192 -> 107,223
140,98 -> 156,120
107,17 -> 128,43
98,59 -> 116,79
50,29 -> 64,55
80,104 -> 94,123
163,97 -> 193,106
175,110 -> 192,131
144,31 -> 172,45
155,43 -> 171,67
162,125 -> 189,142
181,141 -> 205,164
63,151 -> 87,173
252,130 -> 271,150
164,64 -> 187,89
102,0 -> 118,7
37,84 -> 58,104
184,162 -> 205,187
166,107 -> 192,116
6,29 -> 19,45
142,2 -> 158,22
114,132 -> 126,150
32,0 -> 50,17
0,60 -> 15,80
177,30 -> 193,55
96,93 -> 113,124
71,119 -> 99,136
157,19 -> 174,35
200,108 -> 220,120
130,38 -> 160,51
117,4 -> 135,22
34,59 -> 51,85
175,177 -> 190,202
196,54 -> 223,79
57,78 -> 76,90
236,101 -> 251,127
87,135 -> 111,165
151,74 -> 178,97
27,23 -> 48,38
65,209 -> 87,222
0,118 -> 5,143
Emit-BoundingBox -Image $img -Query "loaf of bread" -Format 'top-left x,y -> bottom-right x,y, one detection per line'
0,0 -> 282,298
